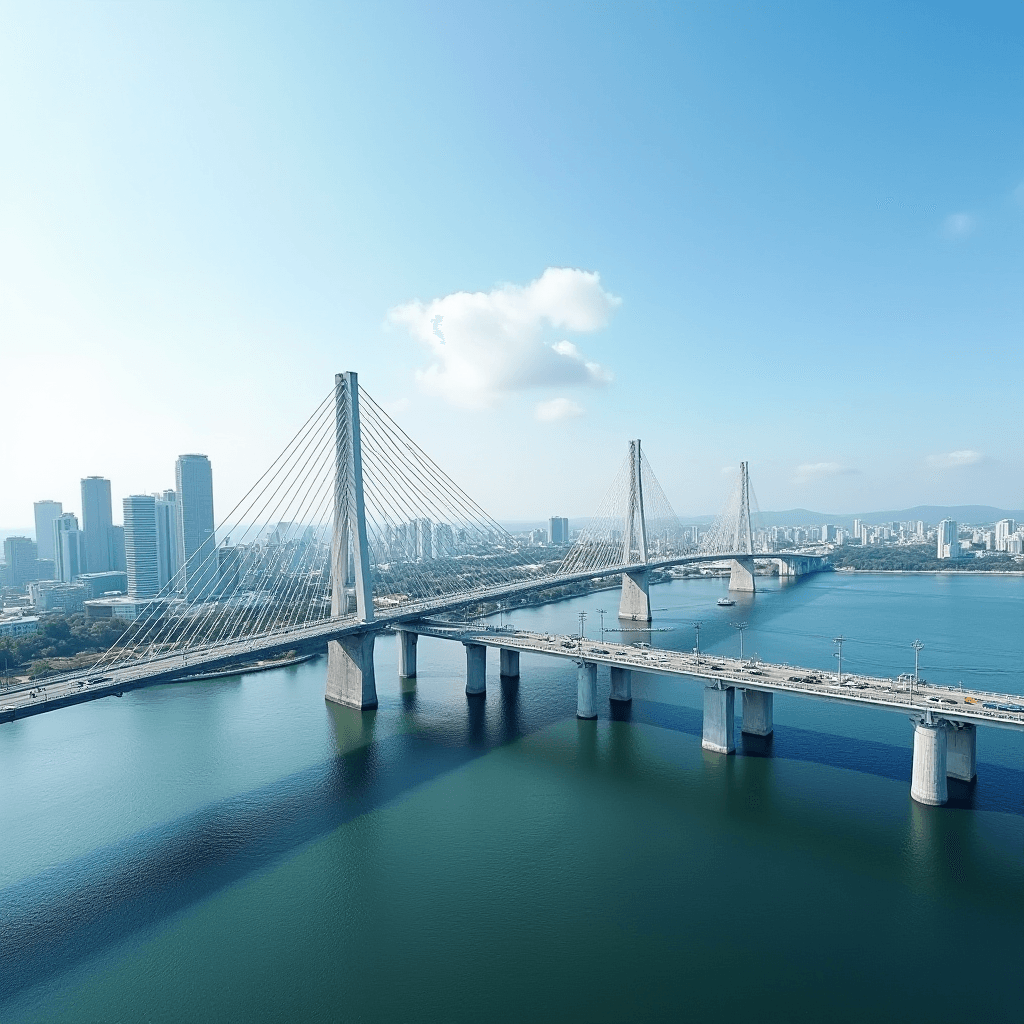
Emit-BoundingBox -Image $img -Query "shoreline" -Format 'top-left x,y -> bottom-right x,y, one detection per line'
174,652 -> 320,683
835,569 -> 1024,576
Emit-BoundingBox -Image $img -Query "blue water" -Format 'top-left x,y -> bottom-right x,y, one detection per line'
1,573 -> 1022,1022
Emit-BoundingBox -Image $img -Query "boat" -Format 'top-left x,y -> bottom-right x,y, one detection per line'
717,598 -> 735,607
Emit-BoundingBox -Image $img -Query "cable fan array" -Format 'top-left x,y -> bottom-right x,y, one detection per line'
698,463 -> 765,556
92,382 -> 559,673
558,444 -> 690,576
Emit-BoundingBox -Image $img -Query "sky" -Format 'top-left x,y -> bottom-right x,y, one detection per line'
2,1 -> 1022,533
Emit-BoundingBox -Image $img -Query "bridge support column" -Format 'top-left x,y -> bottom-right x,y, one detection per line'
702,684 -> 735,753
741,689 -> 773,736
397,629 -> 417,678
609,666 -> 632,702
326,632 -> 378,710
910,716 -> 948,806
577,661 -> 598,719
728,557 -> 756,593
499,648 -> 520,678
465,642 -> 486,695
946,722 -> 977,782
619,569 -> 652,621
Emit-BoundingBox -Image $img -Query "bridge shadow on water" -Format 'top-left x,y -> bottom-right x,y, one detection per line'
1,682 -> 1021,1006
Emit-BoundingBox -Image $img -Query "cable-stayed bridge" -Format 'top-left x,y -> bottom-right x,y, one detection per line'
18,373 -> 1022,807
8,371 -> 820,704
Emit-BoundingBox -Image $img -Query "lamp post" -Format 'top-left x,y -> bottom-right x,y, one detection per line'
596,608 -> 606,643
731,621 -> 747,662
833,635 -> 845,686
578,611 -> 587,653
693,621 -> 702,664
912,640 -> 923,700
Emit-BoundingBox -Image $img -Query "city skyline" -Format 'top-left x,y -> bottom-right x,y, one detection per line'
2,3 -> 1022,525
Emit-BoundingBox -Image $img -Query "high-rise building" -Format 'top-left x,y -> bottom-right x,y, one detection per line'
995,519 -> 1017,552
107,525 -> 127,573
53,513 -> 85,582
81,476 -> 113,573
154,490 -> 181,590
937,519 -> 960,560
176,454 -> 218,601
549,516 -> 569,545
3,536 -> 38,591
33,500 -> 63,561
123,495 -> 161,599
415,518 -> 433,560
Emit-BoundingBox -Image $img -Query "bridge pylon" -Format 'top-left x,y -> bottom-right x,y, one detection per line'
619,439 -> 652,621
728,461 -> 756,592
326,371 -> 378,709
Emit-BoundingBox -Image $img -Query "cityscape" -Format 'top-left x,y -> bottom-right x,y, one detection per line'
2,6 -> 1021,1024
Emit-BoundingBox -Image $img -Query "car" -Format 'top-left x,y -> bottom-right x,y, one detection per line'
941,698 -> 957,705
927,696 -> 941,703
788,676 -> 802,682
1007,704 -> 1024,712
983,702 -> 998,709
996,705 -> 1013,712
964,697 -> 979,705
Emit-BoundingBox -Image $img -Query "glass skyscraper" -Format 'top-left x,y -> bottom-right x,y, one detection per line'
175,454 -> 218,601
81,476 -> 113,573
123,495 -> 161,599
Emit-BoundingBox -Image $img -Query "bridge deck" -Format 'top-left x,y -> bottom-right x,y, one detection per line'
402,622 -> 1024,733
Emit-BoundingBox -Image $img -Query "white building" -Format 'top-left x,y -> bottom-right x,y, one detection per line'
176,455 -> 218,601
994,519 -> 1017,552
124,495 -> 161,599
53,513 -> 85,583
936,519 -> 960,560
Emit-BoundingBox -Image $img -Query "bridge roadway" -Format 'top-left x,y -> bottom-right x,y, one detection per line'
0,551 -> 824,724
404,621 -> 1024,734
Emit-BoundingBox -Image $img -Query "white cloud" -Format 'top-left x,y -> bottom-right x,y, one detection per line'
927,449 -> 985,469
942,212 -> 976,238
535,397 -> 584,422
388,268 -> 619,408
793,462 -> 857,483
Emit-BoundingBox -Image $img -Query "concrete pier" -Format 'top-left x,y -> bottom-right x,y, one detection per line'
741,689 -> 773,736
609,665 -> 632,702
397,629 -> 417,678
728,557 -> 756,593
619,569 -> 652,621
465,642 -> 487,695
946,722 -> 977,782
702,684 -> 735,753
499,648 -> 520,678
577,661 -> 598,719
326,632 -> 378,709
911,717 -> 948,806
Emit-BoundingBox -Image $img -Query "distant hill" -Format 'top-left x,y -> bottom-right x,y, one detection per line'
755,506 -> 1024,529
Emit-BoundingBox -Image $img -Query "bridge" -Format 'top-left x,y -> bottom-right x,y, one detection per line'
7,371 -> 1017,807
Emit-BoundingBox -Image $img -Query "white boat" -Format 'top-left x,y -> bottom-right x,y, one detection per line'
717,598 -> 735,607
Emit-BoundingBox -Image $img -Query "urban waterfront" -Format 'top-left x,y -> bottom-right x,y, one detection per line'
2,573 -> 1022,1023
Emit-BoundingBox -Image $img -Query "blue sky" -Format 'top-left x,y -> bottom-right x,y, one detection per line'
2,1 -> 1021,528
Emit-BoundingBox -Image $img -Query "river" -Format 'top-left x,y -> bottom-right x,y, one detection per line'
1,572 -> 1022,1022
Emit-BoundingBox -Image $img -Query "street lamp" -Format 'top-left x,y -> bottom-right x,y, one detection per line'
692,621 -> 702,664
912,640 -> 923,700
833,635 -> 845,686
596,608 -> 607,643
731,621 -> 747,662
578,611 -> 587,653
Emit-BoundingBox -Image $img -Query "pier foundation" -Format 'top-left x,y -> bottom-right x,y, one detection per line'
326,631 -> 378,710
728,557 -> 756,593
911,717 -> 948,806
619,569 -> 652,622
499,648 -> 520,679
702,684 -> 735,753
946,722 -> 977,782
397,629 -> 417,678
609,666 -> 632,702
465,642 -> 487,695
577,661 -> 598,719
741,689 -> 773,736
